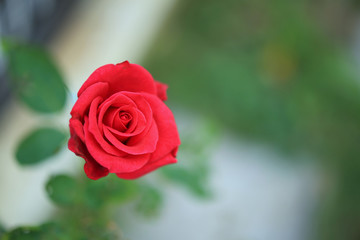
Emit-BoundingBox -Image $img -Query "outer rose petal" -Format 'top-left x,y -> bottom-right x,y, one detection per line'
68,136 -> 109,180
142,93 -> 181,162
155,81 -> 168,101
116,153 -> 177,179
78,61 -> 157,98
71,82 -> 109,119
69,118 -> 85,142
83,150 -> 110,180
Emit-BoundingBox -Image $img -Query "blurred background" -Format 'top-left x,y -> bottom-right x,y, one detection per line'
0,0 -> 360,240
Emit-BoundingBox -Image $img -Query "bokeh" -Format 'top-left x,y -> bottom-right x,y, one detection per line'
0,0 -> 360,240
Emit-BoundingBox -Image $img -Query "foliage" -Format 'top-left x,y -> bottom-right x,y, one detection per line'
15,128 -> 67,166
0,223 -> 5,239
134,184 -> 163,217
1,39 -> 67,113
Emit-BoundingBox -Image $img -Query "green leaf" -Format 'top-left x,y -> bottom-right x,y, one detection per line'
46,175 -> 78,207
161,165 -> 211,198
0,222 -> 6,239
2,39 -> 67,113
38,222 -> 66,240
6,227 -> 42,240
4,224 -> 67,240
15,127 -> 67,165
85,175 -> 138,208
135,185 -> 163,217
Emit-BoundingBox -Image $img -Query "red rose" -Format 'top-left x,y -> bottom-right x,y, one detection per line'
68,61 -> 180,180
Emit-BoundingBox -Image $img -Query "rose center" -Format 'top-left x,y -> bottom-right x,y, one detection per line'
119,111 -> 132,127
120,113 -> 130,120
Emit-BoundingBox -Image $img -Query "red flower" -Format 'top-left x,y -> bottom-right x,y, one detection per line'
68,61 -> 180,180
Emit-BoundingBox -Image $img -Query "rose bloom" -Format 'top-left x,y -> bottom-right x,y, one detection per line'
68,61 -> 180,180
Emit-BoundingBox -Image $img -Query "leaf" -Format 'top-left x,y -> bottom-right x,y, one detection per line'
161,166 -> 211,198
2,39 -> 67,113
15,127 -> 67,165
46,175 -> 78,207
0,222 -> 6,239
135,185 -> 163,217
84,175 -> 138,208
4,223 -> 67,240
38,222 -> 66,240
6,227 -> 42,240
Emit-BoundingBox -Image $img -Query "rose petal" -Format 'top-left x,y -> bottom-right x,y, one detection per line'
68,135 -> 82,155
87,100 -> 126,156
115,92 -> 155,145
69,118 -> 85,143
97,92 -> 137,132
102,107 -> 120,127
116,153 -> 177,179
121,92 -> 153,122
103,120 -> 158,155
99,92 -> 137,109
107,108 -> 127,132
68,135 -> 109,180
155,80 -> 168,101
142,93 -> 181,161
88,94 -> 153,156
83,151 -> 110,180
78,61 -> 157,98
103,107 -> 141,143
84,117 -> 150,173
111,106 -> 135,132
105,107 -> 144,143
106,108 -> 146,137
71,82 -> 109,119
